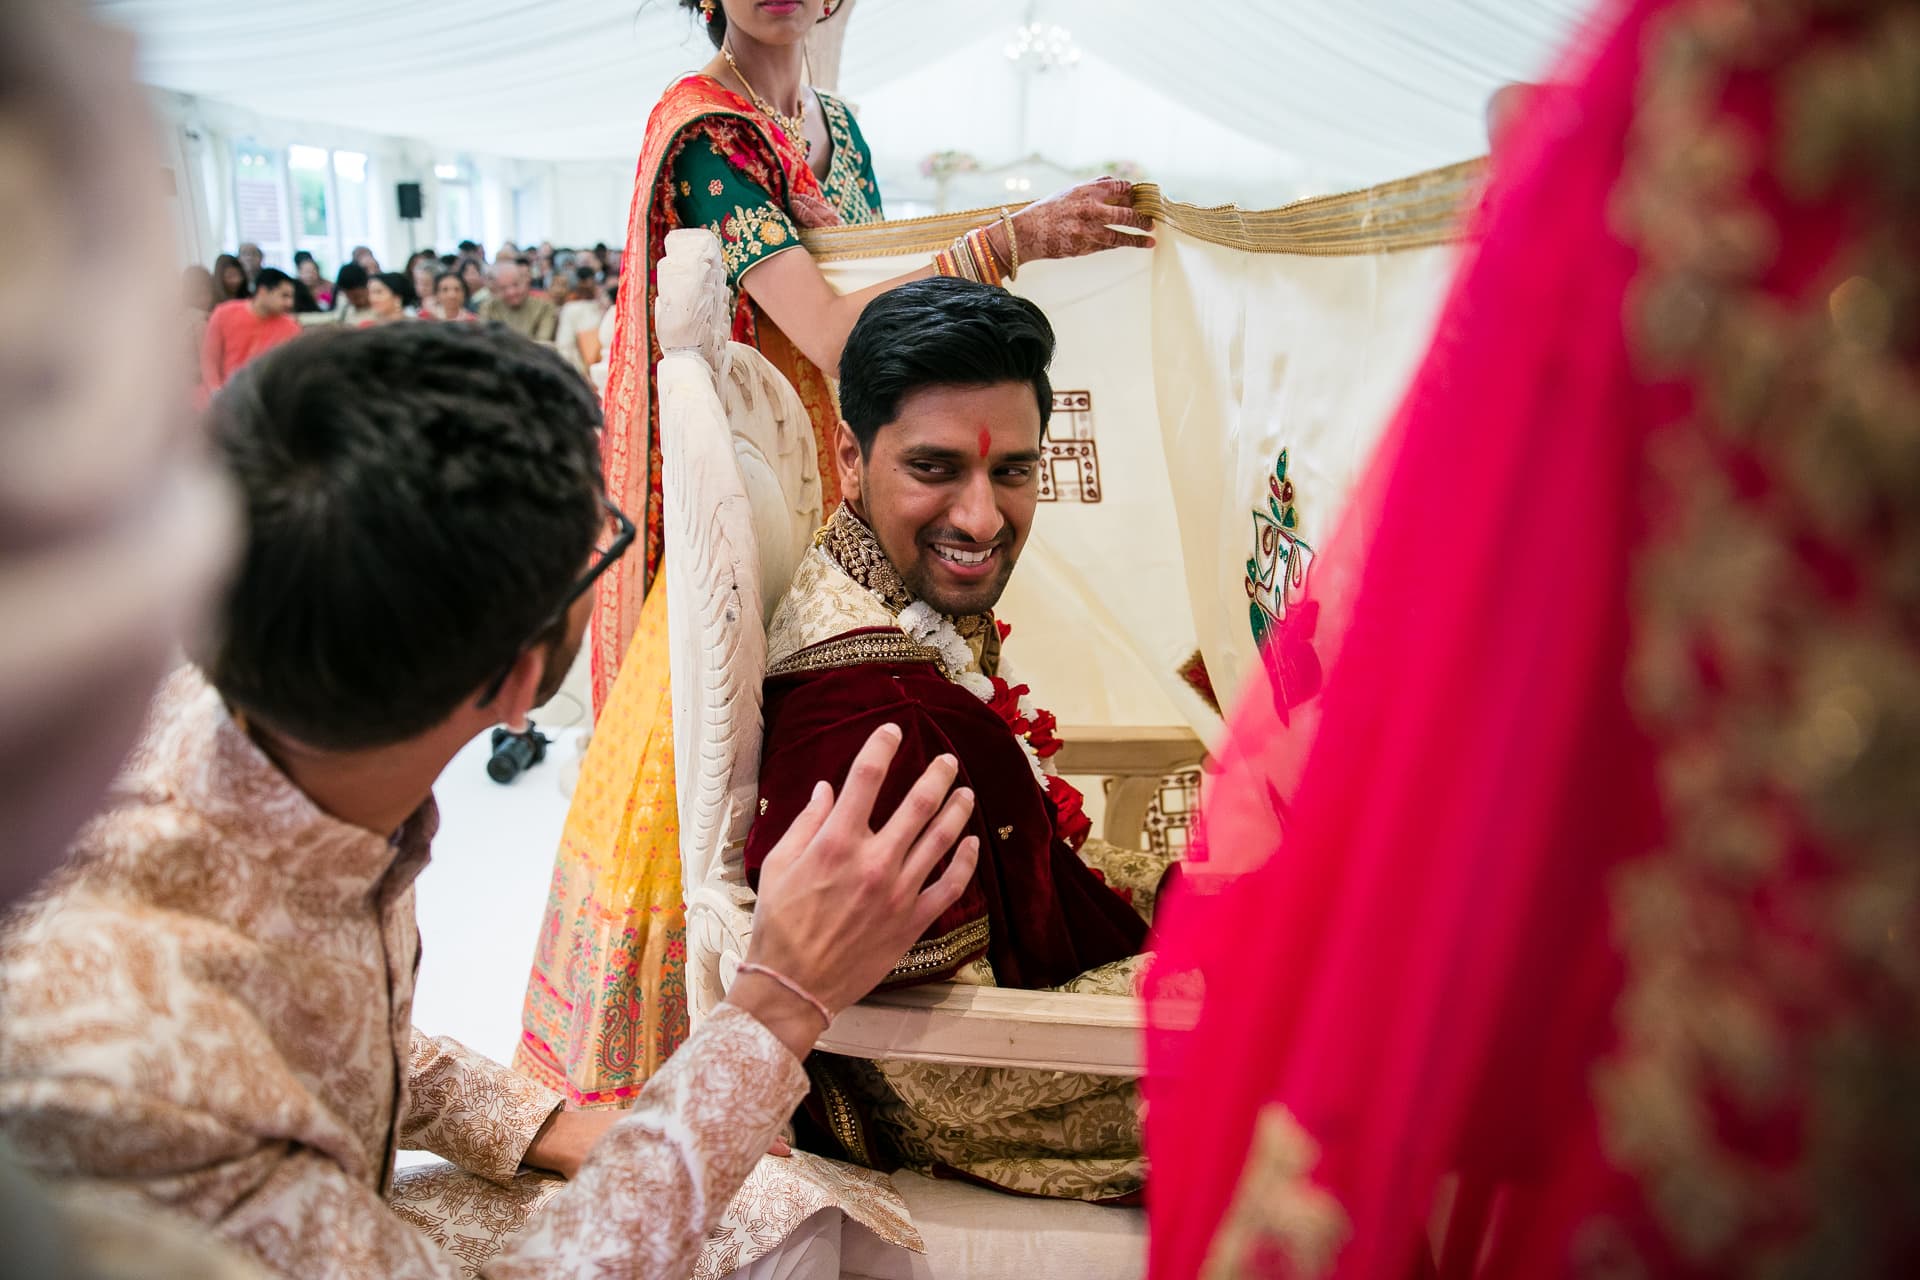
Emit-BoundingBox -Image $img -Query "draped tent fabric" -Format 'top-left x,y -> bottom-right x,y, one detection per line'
806,176 -> 1476,734
101,1 -> 1584,198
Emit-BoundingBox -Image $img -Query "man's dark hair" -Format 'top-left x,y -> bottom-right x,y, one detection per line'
253,266 -> 293,293
838,277 -> 1054,455
335,261 -> 369,293
198,324 -> 604,750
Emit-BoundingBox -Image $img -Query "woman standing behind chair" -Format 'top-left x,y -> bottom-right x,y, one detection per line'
516,0 -> 1151,1108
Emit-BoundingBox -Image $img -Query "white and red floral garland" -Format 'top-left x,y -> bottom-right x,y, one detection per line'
897,604 -> 1090,849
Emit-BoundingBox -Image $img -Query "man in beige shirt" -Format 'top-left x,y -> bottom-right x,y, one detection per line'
0,323 -> 978,1279
477,258 -> 557,342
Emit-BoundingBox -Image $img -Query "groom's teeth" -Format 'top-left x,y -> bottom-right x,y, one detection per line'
935,546 -> 991,565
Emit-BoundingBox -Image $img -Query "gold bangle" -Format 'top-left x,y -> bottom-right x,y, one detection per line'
968,228 -> 999,287
999,206 -> 1020,280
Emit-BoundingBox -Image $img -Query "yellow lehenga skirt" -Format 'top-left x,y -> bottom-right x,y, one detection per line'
514,583 -> 689,1106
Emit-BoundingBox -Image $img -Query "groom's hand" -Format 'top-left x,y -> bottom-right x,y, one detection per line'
730,723 -> 978,1061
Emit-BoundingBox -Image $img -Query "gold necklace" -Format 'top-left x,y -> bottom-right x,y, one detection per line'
721,42 -> 810,158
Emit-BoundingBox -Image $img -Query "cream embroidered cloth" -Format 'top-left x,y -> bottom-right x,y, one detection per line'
0,666 -> 858,1279
809,168 -> 1477,726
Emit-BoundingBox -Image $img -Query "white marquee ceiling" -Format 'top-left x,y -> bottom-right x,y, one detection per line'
99,0 -> 1594,202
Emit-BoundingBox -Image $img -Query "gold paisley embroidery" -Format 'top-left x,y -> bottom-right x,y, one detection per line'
1604,0 -> 1920,1272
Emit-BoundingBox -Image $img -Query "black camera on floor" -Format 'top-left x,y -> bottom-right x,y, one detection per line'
487,722 -> 550,784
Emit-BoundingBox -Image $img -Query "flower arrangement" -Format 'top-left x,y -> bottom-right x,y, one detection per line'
1086,159 -> 1146,183
919,149 -> 981,181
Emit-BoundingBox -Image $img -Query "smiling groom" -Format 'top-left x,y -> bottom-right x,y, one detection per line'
744,278 -> 1172,1202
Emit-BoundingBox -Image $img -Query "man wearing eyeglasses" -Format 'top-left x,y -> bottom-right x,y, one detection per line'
0,323 -> 978,1279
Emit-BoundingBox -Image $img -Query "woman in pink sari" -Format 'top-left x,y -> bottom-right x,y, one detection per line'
1146,0 -> 1920,1275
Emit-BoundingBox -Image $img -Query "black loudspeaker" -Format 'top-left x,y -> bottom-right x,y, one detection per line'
396,182 -> 423,220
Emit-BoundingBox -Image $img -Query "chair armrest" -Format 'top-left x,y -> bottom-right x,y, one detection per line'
1053,725 -> 1205,846
815,984 -> 1143,1075
1053,725 -> 1204,777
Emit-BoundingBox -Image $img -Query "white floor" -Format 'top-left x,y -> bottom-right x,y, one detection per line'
400,651 -> 588,1163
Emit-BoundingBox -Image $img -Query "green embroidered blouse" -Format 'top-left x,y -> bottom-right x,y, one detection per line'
670,90 -> 884,286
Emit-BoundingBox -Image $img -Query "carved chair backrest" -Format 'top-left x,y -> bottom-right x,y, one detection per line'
655,228 -> 822,1019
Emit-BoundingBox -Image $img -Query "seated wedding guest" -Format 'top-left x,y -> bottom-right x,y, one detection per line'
198,266 -> 299,395
407,249 -> 439,305
745,278 -> 1171,1203
419,268 -> 477,321
0,322 -> 980,1279
292,250 -> 332,310
361,269 -> 416,325
460,256 -> 489,307
211,251 -> 248,303
331,260 -> 376,326
236,240 -> 263,285
582,284 -> 618,394
457,238 -> 484,263
552,267 -> 607,377
478,257 -> 558,341
350,243 -> 379,273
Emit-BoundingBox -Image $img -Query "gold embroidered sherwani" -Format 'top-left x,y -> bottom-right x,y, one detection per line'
0,667 -> 914,1278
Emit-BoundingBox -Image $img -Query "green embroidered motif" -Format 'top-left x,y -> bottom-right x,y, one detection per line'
819,94 -> 884,225
1244,449 -> 1314,647
716,203 -> 796,278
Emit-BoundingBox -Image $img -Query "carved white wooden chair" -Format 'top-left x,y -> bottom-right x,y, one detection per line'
656,227 -> 1197,1277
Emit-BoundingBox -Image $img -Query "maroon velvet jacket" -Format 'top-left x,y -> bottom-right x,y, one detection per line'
742,642 -> 1146,990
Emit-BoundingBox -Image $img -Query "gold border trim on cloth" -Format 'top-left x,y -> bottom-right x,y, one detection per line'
767,630 -> 942,678
808,1057 -> 879,1169
883,917 -> 990,984
797,160 -> 1485,261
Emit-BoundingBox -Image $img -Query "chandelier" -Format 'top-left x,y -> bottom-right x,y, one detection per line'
1004,22 -> 1082,72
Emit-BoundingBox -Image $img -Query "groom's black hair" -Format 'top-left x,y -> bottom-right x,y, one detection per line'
838,276 -> 1055,456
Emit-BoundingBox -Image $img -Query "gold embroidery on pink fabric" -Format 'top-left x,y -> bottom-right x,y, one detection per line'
1199,1104 -> 1350,1280
1605,0 -> 1920,1271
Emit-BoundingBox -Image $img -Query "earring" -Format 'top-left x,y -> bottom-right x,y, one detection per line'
700,0 -> 716,21
820,0 -> 838,16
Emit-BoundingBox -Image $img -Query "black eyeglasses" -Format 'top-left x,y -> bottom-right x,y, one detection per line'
478,497 -> 635,707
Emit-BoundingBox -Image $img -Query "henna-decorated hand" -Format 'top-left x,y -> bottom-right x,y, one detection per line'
999,177 -> 1154,266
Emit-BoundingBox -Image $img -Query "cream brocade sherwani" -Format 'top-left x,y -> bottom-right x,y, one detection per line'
0,667 -> 917,1278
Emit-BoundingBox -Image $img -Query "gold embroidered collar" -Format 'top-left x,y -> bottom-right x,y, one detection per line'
817,503 -> 1000,657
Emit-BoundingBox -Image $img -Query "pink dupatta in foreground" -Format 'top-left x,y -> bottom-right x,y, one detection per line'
1146,0 -> 1920,1275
